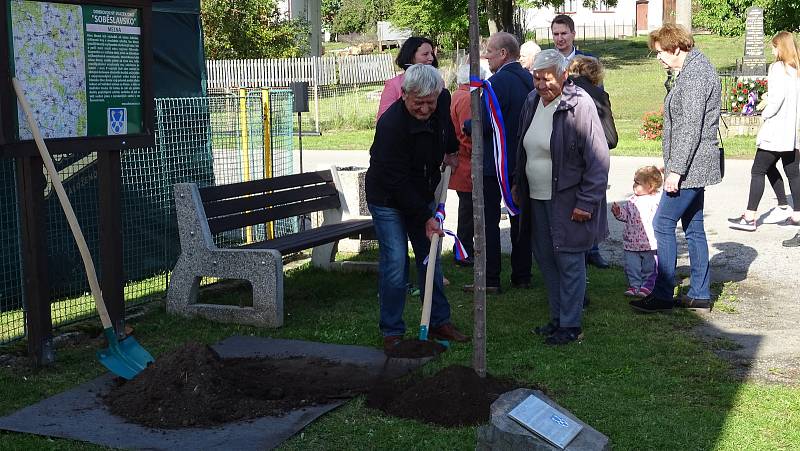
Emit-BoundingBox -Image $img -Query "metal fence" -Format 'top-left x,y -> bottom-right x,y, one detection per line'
0,89 -> 294,345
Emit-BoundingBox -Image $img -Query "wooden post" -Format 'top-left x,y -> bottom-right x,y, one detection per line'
469,0 -> 487,378
97,150 -> 124,337
16,155 -> 53,365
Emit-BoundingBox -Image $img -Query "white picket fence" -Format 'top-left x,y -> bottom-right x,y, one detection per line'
206,54 -> 396,89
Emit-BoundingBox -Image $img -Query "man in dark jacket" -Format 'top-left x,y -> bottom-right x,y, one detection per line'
365,64 -> 468,353
465,31 -> 534,293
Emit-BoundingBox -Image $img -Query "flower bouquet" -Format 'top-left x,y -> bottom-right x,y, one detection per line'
730,79 -> 767,114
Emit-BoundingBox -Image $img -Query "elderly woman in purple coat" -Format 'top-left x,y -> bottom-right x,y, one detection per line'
512,49 -> 610,345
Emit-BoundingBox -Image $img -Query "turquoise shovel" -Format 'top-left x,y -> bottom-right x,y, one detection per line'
13,78 -> 154,379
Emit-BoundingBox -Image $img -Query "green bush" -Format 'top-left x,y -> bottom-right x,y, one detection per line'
639,110 -> 663,140
202,0 -> 309,59
693,0 -> 800,36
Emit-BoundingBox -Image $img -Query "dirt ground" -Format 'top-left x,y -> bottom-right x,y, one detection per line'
104,342 -> 378,428
366,365 -> 526,427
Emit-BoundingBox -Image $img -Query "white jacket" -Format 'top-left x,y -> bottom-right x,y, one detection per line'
756,61 -> 800,152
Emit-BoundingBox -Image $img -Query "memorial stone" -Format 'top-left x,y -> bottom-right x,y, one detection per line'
742,6 -> 766,75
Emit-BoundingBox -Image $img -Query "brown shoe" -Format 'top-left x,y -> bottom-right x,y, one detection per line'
429,324 -> 470,342
383,335 -> 403,354
462,284 -> 501,294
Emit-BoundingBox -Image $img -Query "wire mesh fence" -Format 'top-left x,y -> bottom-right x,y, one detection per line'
0,89 -> 294,345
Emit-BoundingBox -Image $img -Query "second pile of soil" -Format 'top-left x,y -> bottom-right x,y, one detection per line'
366,365 -> 522,427
104,342 -> 376,429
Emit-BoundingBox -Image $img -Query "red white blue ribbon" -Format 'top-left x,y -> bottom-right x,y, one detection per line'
424,204 -> 470,264
469,76 -> 519,216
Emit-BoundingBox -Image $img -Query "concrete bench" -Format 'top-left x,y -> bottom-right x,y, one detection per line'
166,169 -> 374,328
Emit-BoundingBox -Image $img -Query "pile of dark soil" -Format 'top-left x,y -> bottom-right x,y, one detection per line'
386,339 -> 446,358
365,365 -> 523,427
104,342 -> 375,428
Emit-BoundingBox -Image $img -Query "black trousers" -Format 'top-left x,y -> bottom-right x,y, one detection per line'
747,148 -> 800,212
483,176 -> 532,287
456,191 -> 475,258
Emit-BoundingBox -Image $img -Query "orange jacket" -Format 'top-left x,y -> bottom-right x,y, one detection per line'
449,84 -> 473,192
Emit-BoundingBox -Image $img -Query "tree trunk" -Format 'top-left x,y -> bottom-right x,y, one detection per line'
469,0 -> 487,379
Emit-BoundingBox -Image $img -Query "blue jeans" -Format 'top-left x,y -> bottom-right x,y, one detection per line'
368,203 -> 451,337
652,188 -> 711,300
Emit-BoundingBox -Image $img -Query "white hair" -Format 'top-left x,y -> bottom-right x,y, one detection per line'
532,49 -> 568,77
456,63 -> 488,84
520,41 -> 541,57
402,64 -> 444,97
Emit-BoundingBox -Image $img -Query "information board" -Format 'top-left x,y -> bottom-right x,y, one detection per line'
8,0 -> 143,140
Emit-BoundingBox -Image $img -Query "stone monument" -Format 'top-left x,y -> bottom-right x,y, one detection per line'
476,388 -> 610,450
741,6 -> 767,76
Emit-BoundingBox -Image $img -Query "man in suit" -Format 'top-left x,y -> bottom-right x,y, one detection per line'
464,32 -> 533,293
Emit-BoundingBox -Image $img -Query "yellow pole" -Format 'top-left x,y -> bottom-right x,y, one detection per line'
239,88 -> 253,243
262,89 -> 274,240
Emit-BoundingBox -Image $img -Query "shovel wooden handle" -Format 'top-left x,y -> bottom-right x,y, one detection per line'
12,78 -> 113,330
420,165 -> 452,333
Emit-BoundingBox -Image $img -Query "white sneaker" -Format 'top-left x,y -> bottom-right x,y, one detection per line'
762,206 -> 792,224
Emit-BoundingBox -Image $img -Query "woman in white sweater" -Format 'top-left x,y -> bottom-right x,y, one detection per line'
730,31 -> 800,231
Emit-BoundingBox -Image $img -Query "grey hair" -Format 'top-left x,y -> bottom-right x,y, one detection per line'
532,49 -> 568,77
456,63 -> 488,84
520,41 -> 541,57
402,64 -> 444,97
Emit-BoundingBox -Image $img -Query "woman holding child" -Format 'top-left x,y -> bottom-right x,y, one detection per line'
629,24 -> 722,313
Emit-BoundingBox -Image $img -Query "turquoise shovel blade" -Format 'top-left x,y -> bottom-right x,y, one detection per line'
96,328 -> 154,380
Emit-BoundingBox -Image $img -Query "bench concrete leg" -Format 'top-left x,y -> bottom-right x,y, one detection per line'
166,257 -> 202,316
166,249 -> 285,328
311,241 -> 338,270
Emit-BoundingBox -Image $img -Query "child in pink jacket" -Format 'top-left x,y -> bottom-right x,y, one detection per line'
611,166 -> 662,297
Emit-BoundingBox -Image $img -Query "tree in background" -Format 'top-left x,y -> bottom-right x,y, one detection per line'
693,0 -> 800,36
390,0 -> 470,48
331,0 -> 393,36
201,0 -> 309,59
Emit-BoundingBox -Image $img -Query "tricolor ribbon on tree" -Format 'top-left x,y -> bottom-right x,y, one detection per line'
469,76 -> 520,216
424,203 -> 470,264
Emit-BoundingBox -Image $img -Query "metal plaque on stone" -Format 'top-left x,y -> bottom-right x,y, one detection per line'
507,394 -> 584,449
742,6 -> 766,75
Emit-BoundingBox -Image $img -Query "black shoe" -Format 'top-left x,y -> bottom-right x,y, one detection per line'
544,327 -> 583,345
783,233 -> 800,247
511,281 -> 531,289
454,258 -> 474,267
629,293 -> 673,313
674,295 -> 713,310
532,320 -> 559,336
587,252 -> 610,269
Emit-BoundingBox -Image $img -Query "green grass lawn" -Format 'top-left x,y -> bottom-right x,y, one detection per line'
302,35 -> 762,157
2,255 -> 799,450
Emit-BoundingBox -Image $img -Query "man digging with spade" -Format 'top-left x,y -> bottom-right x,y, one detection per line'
365,64 -> 470,354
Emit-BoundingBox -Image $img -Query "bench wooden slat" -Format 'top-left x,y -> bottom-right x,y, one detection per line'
203,184 -> 339,219
199,170 -> 333,202
240,219 -> 373,254
207,196 -> 341,235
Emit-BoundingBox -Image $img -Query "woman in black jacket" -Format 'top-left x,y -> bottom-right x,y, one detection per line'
568,56 -> 618,150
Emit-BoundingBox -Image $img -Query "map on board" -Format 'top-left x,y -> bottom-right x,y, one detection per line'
11,1 -> 87,140
9,0 -> 143,141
